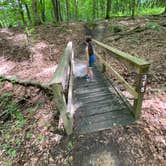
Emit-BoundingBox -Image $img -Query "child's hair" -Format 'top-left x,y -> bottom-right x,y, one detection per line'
85,36 -> 94,55
85,36 -> 92,43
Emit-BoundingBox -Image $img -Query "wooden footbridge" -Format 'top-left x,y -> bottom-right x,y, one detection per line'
50,40 -> 150,135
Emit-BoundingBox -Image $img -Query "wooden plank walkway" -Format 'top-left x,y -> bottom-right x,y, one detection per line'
73,67 -> 134,134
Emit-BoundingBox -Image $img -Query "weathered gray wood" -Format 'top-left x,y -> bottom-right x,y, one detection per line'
78,94 -> 117,104
78,109 -> 132,124
78,105 -> 127,117
92,39 -> 150,120
50,42 -> 73,84
77,115 -> 134,134
74,66 -> 134,134
74,77 -> 106,88
77,91 -> 111,99
79,99 -> 123,111
66,49 -> 74,134
133,68 -> 148,119
96,53 -> 138,99
103,72 -> 133,113
74,87 -> 109,95
93,39 -> 150,68
50,42 -> 74,135
51,84 -> 72,135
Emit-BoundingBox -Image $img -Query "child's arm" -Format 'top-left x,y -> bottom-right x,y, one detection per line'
86,47 -> 89,66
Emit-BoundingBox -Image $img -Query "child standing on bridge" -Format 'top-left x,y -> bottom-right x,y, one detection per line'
85,36 -> 96,81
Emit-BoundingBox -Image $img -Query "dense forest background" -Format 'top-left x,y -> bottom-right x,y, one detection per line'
0,0 -> 165,27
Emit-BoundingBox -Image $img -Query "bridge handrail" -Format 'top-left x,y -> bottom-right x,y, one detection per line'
50,41 -> 74,135
93,39 -> 150,70
93,39 -> 150,119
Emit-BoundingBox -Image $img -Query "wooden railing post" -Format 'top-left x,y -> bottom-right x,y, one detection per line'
102,51 -> 106,73
50,41 -> 74,135
51,84 -> 73,135
133,67 -> 149,119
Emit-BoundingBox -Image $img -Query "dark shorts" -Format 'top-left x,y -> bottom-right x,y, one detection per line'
89,54 -> 96,67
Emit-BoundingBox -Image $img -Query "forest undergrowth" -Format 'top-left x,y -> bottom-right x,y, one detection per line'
0,16 -> 165,165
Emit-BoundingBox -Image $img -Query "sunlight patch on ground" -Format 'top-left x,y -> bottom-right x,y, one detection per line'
12,34 -> 26,46
87,150 -> 118,166
34,41 -> 48,50
0,57 -> 16,75
0,28 -> 13,36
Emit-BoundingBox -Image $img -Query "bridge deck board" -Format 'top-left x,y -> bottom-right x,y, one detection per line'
74,67 -> 134,134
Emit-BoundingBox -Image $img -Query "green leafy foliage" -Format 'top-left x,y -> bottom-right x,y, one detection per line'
26,132 -> 33,139
8,149 -> 17,157
15,139 -> 21,147
24,27 -> 35,35
1,93 -> 12,102
147,22 -> 161,31
0,0 -> 165,27
0,93 -> 25,124
35,135 -> 45,145
2,158 -> 12,166
67,140 -> 73,151
2,143 -> 9,150
0,77 -> 4,83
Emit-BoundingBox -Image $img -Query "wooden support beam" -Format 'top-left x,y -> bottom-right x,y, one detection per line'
66,50 -> 74,134
51,83 -> 73,135
50,41 -> 74,135
133,68 -> 149,119
102,52 -> 106,73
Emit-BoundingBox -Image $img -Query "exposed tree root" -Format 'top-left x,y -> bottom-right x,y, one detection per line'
0,75 -> 53,121
0,75 -> 50,90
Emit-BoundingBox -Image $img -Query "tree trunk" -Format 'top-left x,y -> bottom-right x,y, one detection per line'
25,3 -> 32,24
66,0 -> 70,23
51,0 -> 57,21
131,0 -> 135,19
93,0 -> 96,20
58,0 -> 63,21
40,0 -> 46,22
51,0 -> 60,22
32,0 -> 40,25
74,0 -> 78,21
100,0 -> 105,18
18,0 -> 26,25
96,0 -> 99,19
106,0 -> 112,19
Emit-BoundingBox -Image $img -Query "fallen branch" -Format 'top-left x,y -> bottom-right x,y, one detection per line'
0,75 -> 50,90
0,75 -> 52,121
105,26 -> 147,42
0,110 -> 9,121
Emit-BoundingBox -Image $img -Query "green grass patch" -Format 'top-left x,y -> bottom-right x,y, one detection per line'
109,7 -> 164,17
137,7 -> 165,16
146,21 -> 161,31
